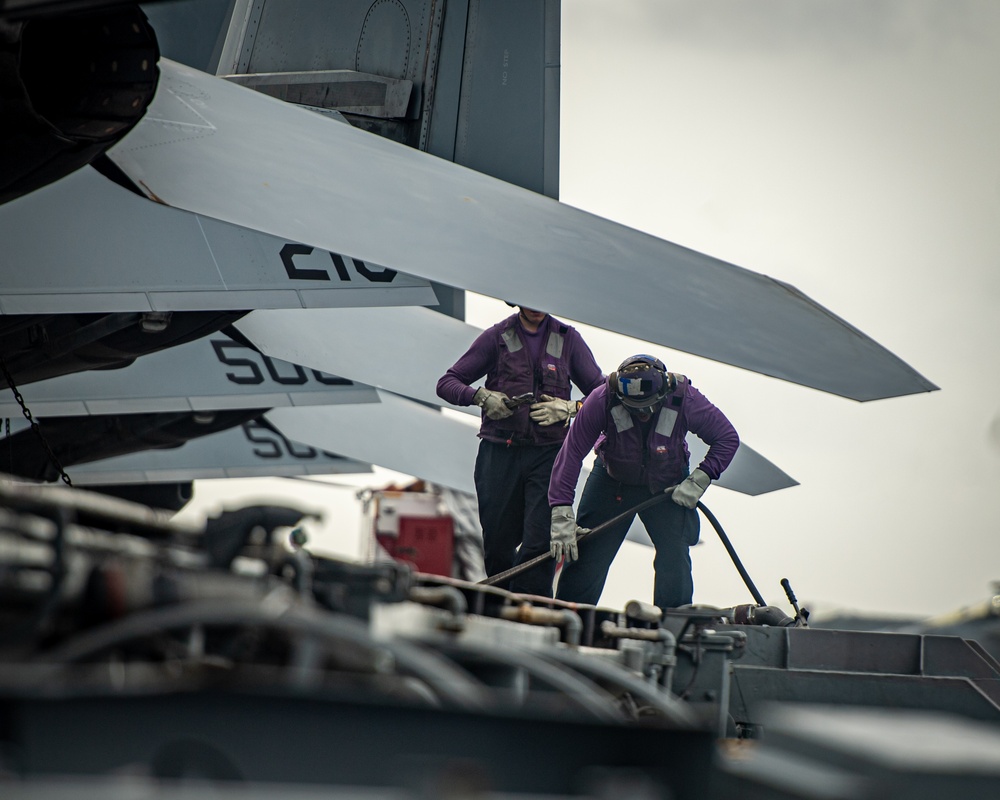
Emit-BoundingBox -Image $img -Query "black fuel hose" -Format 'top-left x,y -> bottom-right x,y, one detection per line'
481,488 -> 767,608
696,500 -> 766,607
479,489 -> 675,587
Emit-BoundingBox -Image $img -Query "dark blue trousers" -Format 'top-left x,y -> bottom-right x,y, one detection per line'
474,439 -> 560,597
555,460 -> 700,609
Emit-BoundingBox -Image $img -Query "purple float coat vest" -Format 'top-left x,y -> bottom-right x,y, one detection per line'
597,374 -> 695,491
436,313 -> 604,447
482,315 -> 581,446
548,378 -> 739,506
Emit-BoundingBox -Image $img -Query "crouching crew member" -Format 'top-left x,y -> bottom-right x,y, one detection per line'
548,354 -> 739,609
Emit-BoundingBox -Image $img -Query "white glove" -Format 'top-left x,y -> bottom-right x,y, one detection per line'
529,395 -> 578,427
672,468 -> 711,509
473,387 -> 513,420
550,505 -> 582,562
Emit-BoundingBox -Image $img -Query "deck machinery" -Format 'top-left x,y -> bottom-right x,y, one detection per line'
0,479 -> 997,799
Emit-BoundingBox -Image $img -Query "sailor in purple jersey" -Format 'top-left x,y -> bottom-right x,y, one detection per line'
437,305 -> 604,597
548,354 -> 739,609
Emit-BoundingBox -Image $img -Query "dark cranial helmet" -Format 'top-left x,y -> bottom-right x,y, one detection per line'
614,354 -> 671,414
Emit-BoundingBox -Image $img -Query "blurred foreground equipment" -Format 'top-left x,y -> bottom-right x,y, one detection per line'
362,479 -> 486,582
0,477 -> 997,799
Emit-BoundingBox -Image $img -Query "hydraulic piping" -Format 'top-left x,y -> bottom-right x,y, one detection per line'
625,600 -> 663,624
30,599 -> 490,710
409,585 -> 468,618
499,603 -> 583,647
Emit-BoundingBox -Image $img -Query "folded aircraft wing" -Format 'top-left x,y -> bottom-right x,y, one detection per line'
0,167 -> 434,315
235,307 -> 486,415
2,333 -> 377,418
68,418 -> 371,486
267,392 -> 480,496
106,59 -> 936,402
0,331 -> 380,483
7,369 -> 483,493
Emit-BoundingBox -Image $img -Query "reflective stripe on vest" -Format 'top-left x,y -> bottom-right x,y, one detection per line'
655,407 -> 679,437
610,404 -> 634,433
608,373 -> 687,435
611,399 -> 677,436
503,327 -> 563,358
501,328 -> 523,353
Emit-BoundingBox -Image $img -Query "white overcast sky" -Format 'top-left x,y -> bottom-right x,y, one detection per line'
182,0 -> 1000,620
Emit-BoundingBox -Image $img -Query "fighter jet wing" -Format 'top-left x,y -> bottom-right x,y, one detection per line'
0,329 -> 381,483
106,59 -> 936,402
267,392 -> 480,496
0,325 -> 480,490
0,167 -> 435,315
0,332 -> 378,418
688,438 -> 796,496
235,307 -> 486,415
67,417 -> 372,486
237,306 -> 796,497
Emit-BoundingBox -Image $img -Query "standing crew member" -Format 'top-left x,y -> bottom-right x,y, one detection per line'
436,305 -> 604,596
548,354 -> 739,609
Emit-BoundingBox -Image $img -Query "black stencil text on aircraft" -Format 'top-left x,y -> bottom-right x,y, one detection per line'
241,419 -> 342,460
211,340 -> 351,386
280,243 -> 397,283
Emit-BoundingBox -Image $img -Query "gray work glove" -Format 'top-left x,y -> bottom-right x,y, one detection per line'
529,395 -> 578,427
671,468 -> 711,509
550,505 -> 583,562
473,387 -> 513,420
